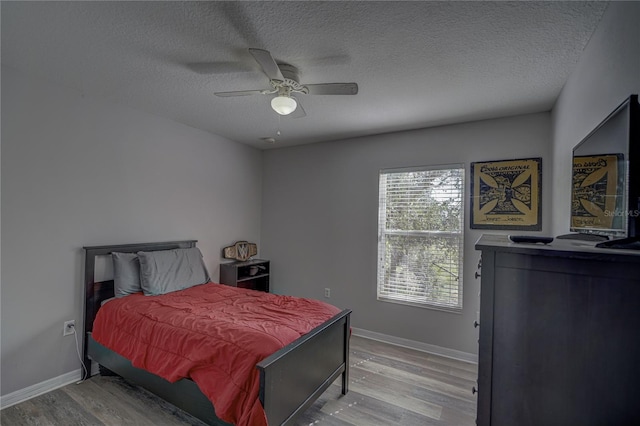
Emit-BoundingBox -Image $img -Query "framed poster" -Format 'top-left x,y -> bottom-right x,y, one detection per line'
571,154 -> 624,231
470,157 -> 542,230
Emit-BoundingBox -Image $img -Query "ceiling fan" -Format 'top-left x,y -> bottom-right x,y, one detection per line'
214,48 -> 358,117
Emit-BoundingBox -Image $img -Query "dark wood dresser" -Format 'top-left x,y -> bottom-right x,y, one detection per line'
474,234 -> 640,426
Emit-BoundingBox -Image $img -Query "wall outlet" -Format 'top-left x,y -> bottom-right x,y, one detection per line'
324,288 -> 331,298
63,320 -> 75,336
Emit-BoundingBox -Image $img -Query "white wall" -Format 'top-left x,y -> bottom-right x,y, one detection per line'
0,66 -> 263,396
551,1 -> 640,236
261,113 -> 551,355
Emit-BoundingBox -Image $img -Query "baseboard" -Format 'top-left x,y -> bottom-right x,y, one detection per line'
351,327 -> 478,364
0,361 -> 99,410
0,369 -> 83,409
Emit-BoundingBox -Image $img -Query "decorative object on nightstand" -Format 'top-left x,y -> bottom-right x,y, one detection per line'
220,259 -> 270,292
222,241 -> 258,261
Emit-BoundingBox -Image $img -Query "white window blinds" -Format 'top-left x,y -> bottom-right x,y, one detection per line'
377,165 -> 465,312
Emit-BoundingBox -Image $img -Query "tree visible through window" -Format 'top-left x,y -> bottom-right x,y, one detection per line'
377,165 -> 465,312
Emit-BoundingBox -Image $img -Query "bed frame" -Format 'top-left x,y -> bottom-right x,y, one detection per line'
82,240 -> 351,426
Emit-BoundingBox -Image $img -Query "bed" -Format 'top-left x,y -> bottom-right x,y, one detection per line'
82,240 -> 351,426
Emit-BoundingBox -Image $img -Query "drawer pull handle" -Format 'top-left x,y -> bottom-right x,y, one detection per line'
472,386 -> 478,395
475,271 -> 481,279
474,320 -> 480,328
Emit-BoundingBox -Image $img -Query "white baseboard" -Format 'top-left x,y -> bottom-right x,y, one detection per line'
351,327 -> 478,364
0,362 -> 97,410
0,369 -> 82,410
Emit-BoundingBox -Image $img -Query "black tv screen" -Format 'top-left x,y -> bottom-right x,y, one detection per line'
570,95 -> 639,238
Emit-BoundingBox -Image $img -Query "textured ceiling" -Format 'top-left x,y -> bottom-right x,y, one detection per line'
1,1 -> 607,149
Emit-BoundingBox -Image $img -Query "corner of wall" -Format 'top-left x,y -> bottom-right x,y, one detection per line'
550,1 -> 640,236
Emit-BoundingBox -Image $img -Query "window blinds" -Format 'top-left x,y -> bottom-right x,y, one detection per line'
377,165 -> 465,311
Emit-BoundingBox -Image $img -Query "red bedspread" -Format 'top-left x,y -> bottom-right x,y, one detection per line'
92,283 -> 341,426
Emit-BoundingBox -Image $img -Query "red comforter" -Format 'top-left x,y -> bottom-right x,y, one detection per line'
92,283 -> 341,426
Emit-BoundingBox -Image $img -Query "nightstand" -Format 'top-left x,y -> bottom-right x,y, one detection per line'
219,259 -> 270,292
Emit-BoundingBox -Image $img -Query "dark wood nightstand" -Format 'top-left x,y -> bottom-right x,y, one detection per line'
219,259 -> 270,292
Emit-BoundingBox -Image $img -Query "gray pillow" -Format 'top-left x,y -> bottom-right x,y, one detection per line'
138,247 -> 210,296
112,252 -> 142,297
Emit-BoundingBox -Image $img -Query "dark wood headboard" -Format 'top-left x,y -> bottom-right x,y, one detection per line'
81,240 -> 197,378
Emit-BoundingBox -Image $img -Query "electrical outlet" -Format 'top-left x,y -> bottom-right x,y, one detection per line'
63,320 -> 75,336
324,288 -> 331,298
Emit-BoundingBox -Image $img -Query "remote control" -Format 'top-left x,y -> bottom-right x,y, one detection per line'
508,235 -> 554,244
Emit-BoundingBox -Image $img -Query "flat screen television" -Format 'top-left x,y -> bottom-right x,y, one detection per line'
570,94 -> 639,239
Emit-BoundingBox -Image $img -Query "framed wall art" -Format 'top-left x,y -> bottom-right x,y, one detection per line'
470,157 -> 542,230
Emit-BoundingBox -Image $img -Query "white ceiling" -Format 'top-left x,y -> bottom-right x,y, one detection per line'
1,1 -> 608,149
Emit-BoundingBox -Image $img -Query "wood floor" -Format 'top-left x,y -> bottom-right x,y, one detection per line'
1,335 -> 477,426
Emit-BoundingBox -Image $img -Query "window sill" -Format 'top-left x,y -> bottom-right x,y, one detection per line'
377,296 -> 462,314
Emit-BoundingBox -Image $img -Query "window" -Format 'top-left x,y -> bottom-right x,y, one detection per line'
377,164 -> 465,312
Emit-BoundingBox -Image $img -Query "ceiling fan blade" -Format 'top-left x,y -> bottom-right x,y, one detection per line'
305,83 -> 358,95
289,99 -> 307,118
187,62 -> 254,75
249,48 -> 285,82
214,90 -> 265,97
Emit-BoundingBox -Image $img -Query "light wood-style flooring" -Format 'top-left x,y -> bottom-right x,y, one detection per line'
1,335 -> 477,425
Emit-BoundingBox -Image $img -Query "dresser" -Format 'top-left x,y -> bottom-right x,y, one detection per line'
474,234 -> 640,426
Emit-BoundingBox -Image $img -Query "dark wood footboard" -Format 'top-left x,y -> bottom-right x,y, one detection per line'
258,309 -> 351,426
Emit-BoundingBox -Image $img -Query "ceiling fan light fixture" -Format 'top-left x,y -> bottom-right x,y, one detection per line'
271,95 -> 297,115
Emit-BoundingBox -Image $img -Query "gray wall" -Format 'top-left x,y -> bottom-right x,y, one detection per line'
0,66 -> 263,395
261,113 -> 551,355
551,1 -> 640,235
